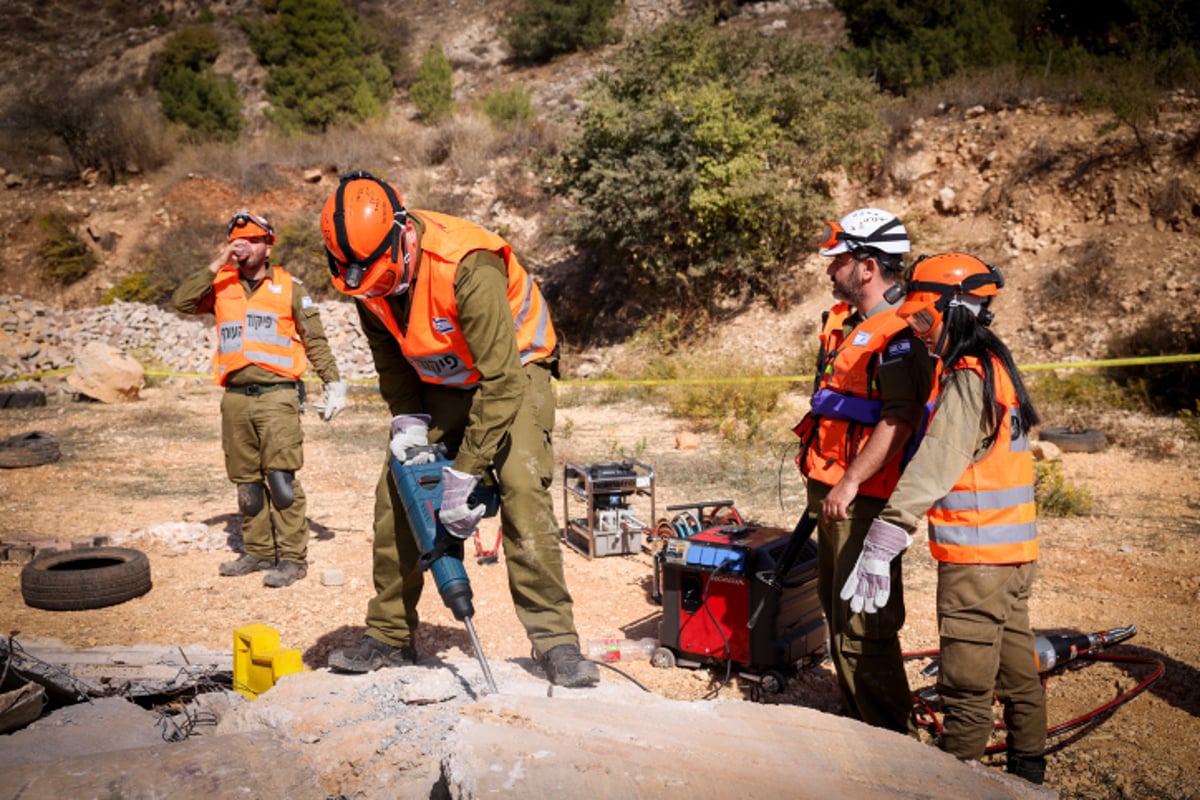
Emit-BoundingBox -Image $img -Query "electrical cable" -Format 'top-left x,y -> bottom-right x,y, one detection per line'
699,562 -> 736,701
589,659 -> 652,692
905,648 -> 1165,753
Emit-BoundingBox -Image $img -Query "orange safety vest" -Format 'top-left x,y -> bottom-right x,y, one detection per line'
211,265 -> 307,386
794,305 -> 916,499
360,210 -> 557,387
927,355 -> 1038,564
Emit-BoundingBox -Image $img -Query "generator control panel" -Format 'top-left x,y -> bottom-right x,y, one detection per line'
661,526 -> 784,577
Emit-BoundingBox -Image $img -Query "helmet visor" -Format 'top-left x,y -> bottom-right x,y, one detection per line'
818,221 -> 849,256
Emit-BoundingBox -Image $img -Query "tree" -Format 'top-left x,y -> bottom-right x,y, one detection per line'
156,26 -> 243,142
409,44 -> 454,123
242,0 -> 393,132
506,0 -> 620,65
551,22 -> 886,320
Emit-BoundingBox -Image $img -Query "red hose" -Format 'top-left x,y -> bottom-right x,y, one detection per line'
904,649 -> 1165,753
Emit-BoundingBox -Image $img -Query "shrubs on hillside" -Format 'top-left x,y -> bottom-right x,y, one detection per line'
240,0 -> 393,132
36,211 -> 97,286
506,0 -> 620,64
410,44 -> 455,123
550,21 -> 885,324
155,26 -> 243,142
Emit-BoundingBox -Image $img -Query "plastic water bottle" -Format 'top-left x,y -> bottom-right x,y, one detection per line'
586,637 -> 657,663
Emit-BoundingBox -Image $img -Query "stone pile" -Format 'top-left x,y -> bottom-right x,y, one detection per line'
0,295 -> 380,393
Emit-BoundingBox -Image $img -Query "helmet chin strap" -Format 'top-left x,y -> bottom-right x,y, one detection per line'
389,216 -> 418,296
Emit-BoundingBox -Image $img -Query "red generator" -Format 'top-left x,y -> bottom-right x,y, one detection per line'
656,525 -> 826,694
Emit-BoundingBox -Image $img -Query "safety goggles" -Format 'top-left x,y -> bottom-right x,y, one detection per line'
819,217 -> 908,254
907,309 -> 936,335
227,210 -> 275,243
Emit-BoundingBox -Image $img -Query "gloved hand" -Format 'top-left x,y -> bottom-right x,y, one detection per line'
439,466 -> 486,539
839,518 -> 913,615
389,414 -> 436,465
316,380 -> 348,421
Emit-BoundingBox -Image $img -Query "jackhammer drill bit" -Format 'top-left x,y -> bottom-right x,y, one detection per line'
390,452 -> 500,694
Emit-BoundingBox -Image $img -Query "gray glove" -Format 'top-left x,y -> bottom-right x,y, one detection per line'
439,466 -> 486,539
839,518 -> 912,615
389,414 -> 436,465
317,380 -> 348,421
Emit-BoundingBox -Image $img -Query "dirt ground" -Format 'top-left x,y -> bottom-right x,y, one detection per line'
1,382 -> 1198,799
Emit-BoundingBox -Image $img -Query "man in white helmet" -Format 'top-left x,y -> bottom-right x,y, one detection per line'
791,207 -> 934,734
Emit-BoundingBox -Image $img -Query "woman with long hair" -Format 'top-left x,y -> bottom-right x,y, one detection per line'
838,252 -> 1048,785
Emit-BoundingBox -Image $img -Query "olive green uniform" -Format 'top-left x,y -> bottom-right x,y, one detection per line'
173,266 -> 341,564
358,218 -> 578,657
879,370 -> 1046,761
808,299 -> 933,735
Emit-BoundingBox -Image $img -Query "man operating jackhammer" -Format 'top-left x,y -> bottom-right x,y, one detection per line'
319,170 -> 598,688
792,208 -> 934,734
173,210 -> 347,588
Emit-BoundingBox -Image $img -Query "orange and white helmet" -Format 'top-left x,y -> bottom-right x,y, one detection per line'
321,170 -> 412,297
898,253 -> 1004,330
227,210 -> 275,244
818,207 -> 910,257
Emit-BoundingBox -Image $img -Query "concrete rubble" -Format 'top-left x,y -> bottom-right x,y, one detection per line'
0,641 -> 1058,800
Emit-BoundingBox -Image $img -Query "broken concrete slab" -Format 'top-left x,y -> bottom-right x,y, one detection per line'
0,696 -> 164,768
0,730 -> 322,799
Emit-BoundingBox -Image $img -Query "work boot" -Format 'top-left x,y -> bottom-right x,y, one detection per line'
218,553 -> 274,577
328,636 -> 418,673
262,560 -> 307,588
1006,754 -> 1047,785
539,643 -> 600,688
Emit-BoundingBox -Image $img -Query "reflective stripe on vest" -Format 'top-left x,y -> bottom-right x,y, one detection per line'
796,307 -> 912,500
361,210 -> 556,388
927,356 -> 1038,564
211,266 -> 306,386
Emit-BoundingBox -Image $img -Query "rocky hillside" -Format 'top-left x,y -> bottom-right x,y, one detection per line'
1,0 -> 1198,390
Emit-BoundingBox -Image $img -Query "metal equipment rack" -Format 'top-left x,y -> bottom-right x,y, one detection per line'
561,459 -> 655,559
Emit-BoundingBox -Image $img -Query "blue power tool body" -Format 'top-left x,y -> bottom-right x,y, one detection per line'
388,449 -> 500,691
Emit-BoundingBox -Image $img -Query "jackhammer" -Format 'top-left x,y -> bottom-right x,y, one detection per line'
389,449 -> 501,693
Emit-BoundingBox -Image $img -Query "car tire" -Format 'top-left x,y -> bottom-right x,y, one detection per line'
20,547 -> 152,611
1037,427 -> 1108,453
0,431 -> 61,468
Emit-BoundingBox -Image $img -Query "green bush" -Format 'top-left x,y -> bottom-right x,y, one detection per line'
480,85 -> 535,128
410,44 -> 454,123
834,0 -> 1200,97
36,211 -> 98,286
1034,459 -> 1094,517
241,0 -> 393,132
550,21 -> 885,324
1104,312 -> 1200,413
156,27 -> 243,142
104,266 -> 172,305
506,0 -> 620,65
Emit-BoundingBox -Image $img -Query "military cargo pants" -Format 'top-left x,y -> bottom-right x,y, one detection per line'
220,387 -> 308,564
365,362 -> 579,656
809,483 -> 914,735
936,560 -> 1046,760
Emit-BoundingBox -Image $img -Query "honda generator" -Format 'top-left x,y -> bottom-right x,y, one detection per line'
656,524 -> 826,693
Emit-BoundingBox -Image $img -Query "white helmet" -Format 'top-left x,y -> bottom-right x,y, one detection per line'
818,207 -> 911,257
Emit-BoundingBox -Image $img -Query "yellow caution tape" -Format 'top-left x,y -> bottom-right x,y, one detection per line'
4,353 -> 1199,389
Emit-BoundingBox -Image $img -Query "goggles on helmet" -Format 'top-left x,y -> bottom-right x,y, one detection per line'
325,170 -> 411,298
227,210 -> 275,244
818,216 -> 908,255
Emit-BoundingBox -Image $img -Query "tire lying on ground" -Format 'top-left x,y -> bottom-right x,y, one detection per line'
21,547 -> 152,611
1037,427 -> 1108,453
0,431 -> 61,468
0,390 -> 46,409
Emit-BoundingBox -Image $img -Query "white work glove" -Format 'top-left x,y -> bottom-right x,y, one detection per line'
840,518 -> 913,615
389,414 -> 436,465
317,380 -> 348,421
439,466 -> 486,539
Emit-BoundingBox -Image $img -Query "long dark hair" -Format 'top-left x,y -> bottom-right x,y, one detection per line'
938,305 -> 1040,438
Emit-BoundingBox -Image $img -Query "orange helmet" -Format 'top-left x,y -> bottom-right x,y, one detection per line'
227,210 -> 275,244
898,253 -> 1004,329
321,171 -> 411,297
